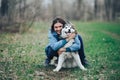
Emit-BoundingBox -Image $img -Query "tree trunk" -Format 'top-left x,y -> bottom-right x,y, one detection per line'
1,0 -> 8,16
76,0 -> 82,20
94,0 -> 106,21
52,0 -> 57,18
105,0 -> 113,21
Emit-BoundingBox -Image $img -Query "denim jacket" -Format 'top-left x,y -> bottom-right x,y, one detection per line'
46,30 -> 81,52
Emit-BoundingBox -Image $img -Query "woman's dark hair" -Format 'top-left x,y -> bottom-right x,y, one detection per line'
51,17 -> 66,32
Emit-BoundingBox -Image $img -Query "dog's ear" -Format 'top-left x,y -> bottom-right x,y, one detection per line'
66,21 -> 77,34
66,20 -> 70,24
66,21 -> 73,25
71,25 -> 77,34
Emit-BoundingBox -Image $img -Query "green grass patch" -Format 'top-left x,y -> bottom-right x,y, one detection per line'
0,21 -> 120,80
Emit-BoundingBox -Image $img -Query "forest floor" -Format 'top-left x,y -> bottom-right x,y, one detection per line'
0,21 -> 120,80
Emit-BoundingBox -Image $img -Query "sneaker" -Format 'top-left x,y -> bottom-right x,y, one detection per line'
44,59 -> 50,67
83,59 -> 90,67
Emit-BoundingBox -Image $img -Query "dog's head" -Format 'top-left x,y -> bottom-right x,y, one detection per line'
61,23 -> 76,38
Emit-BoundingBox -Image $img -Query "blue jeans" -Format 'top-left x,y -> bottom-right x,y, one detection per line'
78,35 -> 86,64
45,34 -> 86,64
45,46 -> 58,62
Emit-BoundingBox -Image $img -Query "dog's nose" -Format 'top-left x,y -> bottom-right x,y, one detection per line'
68,29 -> 71,33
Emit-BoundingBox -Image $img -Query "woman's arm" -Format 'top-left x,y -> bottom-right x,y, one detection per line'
48,31 -> 67,51
65,34 -> 81,52
57,34 -> 80,55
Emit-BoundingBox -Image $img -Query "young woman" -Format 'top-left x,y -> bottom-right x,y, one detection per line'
44,17 -> 88,67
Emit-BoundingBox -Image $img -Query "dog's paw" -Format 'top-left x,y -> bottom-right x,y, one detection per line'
82,68 -> 87,71
53,69 -> 59,72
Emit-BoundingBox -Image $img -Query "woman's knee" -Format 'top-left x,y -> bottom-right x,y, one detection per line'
45,46 -> 57,56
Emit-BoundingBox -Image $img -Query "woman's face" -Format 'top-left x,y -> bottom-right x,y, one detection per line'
54,22 -> 63,34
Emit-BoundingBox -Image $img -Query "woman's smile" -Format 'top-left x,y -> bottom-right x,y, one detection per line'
54,23 -> 63,34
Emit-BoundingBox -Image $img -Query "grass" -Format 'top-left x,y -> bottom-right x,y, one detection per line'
0,21 -> 120,80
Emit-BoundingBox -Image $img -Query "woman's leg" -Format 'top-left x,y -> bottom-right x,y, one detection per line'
45,46 -> 58,66
78,35 -> 88,66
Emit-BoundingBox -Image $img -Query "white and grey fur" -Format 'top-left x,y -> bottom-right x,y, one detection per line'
53,23 -> 87,72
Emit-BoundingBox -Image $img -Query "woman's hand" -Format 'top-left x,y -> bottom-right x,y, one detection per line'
57,48 -> 66,55
66,33 -> 76,42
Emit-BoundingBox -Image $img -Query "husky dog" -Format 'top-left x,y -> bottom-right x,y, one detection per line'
53,23 -> 87,72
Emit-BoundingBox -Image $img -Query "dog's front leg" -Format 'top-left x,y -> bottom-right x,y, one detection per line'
72,52 -> 87,71
53,53 -> 65,72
